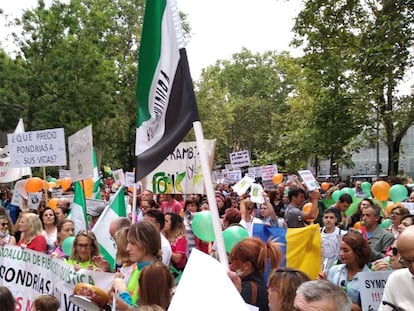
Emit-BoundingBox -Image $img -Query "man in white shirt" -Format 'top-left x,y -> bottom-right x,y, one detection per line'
379,225 -> 414,310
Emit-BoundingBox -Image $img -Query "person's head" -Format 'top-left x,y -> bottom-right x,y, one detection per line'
354,181 -> 362,191
184,198 -> 199,214
0,213 -> 14,235
398,215 -> 414,233
70,231 -> 100,263
138,261 -> 175,310
267,268 -> 311,311
56,198 -> 71,221
336,194 -> 353,212
387,240 -> 405,270
144,209 -> 165,231
397,225 -> 414,275
0,285 -> 15,311
268,190 -> 281,202
322,209 -> 337,230
358,198 -> 374,212
390,206 -> 410,226
288,188 -> 306,207
259,203 -> 271,219
294,280 -> 352,311
141,199 -> 159,215
127,221 -> 161,263
115,227 -> 131,265
39,207 -> 58,228
141,190 -> 154,201
31,294 -> 60,311
109,217 -> 131,238
223,208 -> 241,229
56,219 -> 75,244
163,213 -> 185,240
408,192 -> 414,202
200,200 -> 209,211
361,205 -> 381,231
340,231 -> 371,269
229,238 -> 283,277
19,212 -> 43,240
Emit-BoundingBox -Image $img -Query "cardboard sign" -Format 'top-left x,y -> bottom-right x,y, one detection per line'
68,125 -> 93,182
261,165 -> 278,181
232,176 -> 254,196
298,170 -> 320,191
7,128 -> 66,167
358,270 -> 392,311
229,150 -> 250,168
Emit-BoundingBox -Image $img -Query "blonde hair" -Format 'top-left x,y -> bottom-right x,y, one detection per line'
115,227 -> 132,264
69,231 -> 100,262
20,213 -> 43,243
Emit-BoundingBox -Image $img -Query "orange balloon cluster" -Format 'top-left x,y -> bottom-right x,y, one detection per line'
25,177 -> 44,193
272,173 -> 284,185
371,181 -> 390,201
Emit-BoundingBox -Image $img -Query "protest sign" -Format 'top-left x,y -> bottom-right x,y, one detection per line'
112,169 -> 125,186
358,270 -> 392,311
232,176 -> 254,196
229,150 -> 250,168
298,170 -> 320,191
68,125 -> 94,182
261,165 -> 278,181
7,128 -> 66,167
142,140 -> 216,194
0,246 -> 113,311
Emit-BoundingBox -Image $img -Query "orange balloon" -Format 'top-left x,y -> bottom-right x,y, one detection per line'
272,173 -> 284,185
321,182 -> 330,191
353,221 -> 362,230
81,178 -> 94,198
48,198 -> 59,210
25,177 -> 44,193
371,181 -> 390,201
48,181 -> 57,189
42,180 -> 50,191
59,177 -> 72,192
302,202 -> 317,222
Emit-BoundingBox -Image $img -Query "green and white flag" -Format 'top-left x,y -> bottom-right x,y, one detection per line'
92,187 -> 126,270
135,0 -> 199,181
92,149 -> 101,199
71,181 -> 88,234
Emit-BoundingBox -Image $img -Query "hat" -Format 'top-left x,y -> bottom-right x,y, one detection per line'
86,199 -> 106,217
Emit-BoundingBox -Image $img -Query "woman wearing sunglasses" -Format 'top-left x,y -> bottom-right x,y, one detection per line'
0,212 -> 16,246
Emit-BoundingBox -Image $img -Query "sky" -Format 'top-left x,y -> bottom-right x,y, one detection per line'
0,0 -> 303,80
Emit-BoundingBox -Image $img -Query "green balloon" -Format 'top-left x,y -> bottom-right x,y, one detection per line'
381,218 -> 391,229
342,187 -> 355,198
223,225 -> 249,253
192,211 -> 215,242
389,184 -> 408,202
332,190 -> 343,202
346,198 -> 362,216
361,182 -> 371,193
62,236 -> 75,256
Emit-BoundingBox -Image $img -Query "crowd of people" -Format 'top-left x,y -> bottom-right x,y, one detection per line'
0,174 -> 413,310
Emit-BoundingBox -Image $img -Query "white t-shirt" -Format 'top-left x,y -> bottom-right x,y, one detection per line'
321,226 -> 346,271
161,232 -> 172,266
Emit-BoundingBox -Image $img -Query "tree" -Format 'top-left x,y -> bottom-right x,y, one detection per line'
293,0 -> 414,176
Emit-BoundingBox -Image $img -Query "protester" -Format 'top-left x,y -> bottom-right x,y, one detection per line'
257,194 -> 287,228
143,209 -> 172,266
327,193 -> 353,228
109,217 -> 131,239
320,209 -> 346,272
39,207 -> 58,252
284,188 -> 320,228
372,239 -> 406,271
160,194 -> 182,215
379,225 -> 414,310
111,221 -> 162,309
182,197 -> 199,254
17,212 -> 47,252
398,214 -> 414,234
387,205 -> 410,238
268,189 -> 285,217
0,212 -> 16,246
361,204 -> 394,261
319,231 -> 371,310
267,268 -> 311,311
346,198 -> 374,229
55,198 -> 71,222
31,294 -> 60,311
50,219 -> 75,258
229,237 -> 283,311
0,285 -> 15,311
114,227 -> 135,284
294,280 -> 352,311
163,213 -> 187,271
65,230 -> 105,271
239,196 -> 262,236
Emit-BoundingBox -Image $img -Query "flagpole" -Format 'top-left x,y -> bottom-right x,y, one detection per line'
81,180 -> 90,232
132,182 -> 137,224
193,121 -> 228,269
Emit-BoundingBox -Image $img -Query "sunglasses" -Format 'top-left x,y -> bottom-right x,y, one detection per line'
1,222 -> 8,227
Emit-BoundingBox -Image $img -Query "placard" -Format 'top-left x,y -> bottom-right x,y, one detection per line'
358,270 -> 392,311
298,170 -> 320,191
261,165 -> 278,181
229,150 -> 250,168
68,125 -> 93,182
226,170 -> 243,183
125,172 -> 135,187
112,168 -> 125,186
7,128 -> 66,167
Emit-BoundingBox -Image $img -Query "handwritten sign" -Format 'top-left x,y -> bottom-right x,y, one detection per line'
229,150 -> 250,168
358,270 -> 392,311
7,128 -> 66,167
68,125 -> 93,182
298,170 -> 320,191
261,165 -> 278,181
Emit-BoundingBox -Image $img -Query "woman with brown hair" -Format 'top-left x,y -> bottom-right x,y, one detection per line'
17,212 -> 47,252
31,294 -> 60,311
49,219 -> 75,258
163,213 -> 187,271
229,237 -> 283,311
387,205 -> 410,238
267,268 -> 310,311
39,207 -> 58,252
64,230 -> 102,271
319,231 -> 371,310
